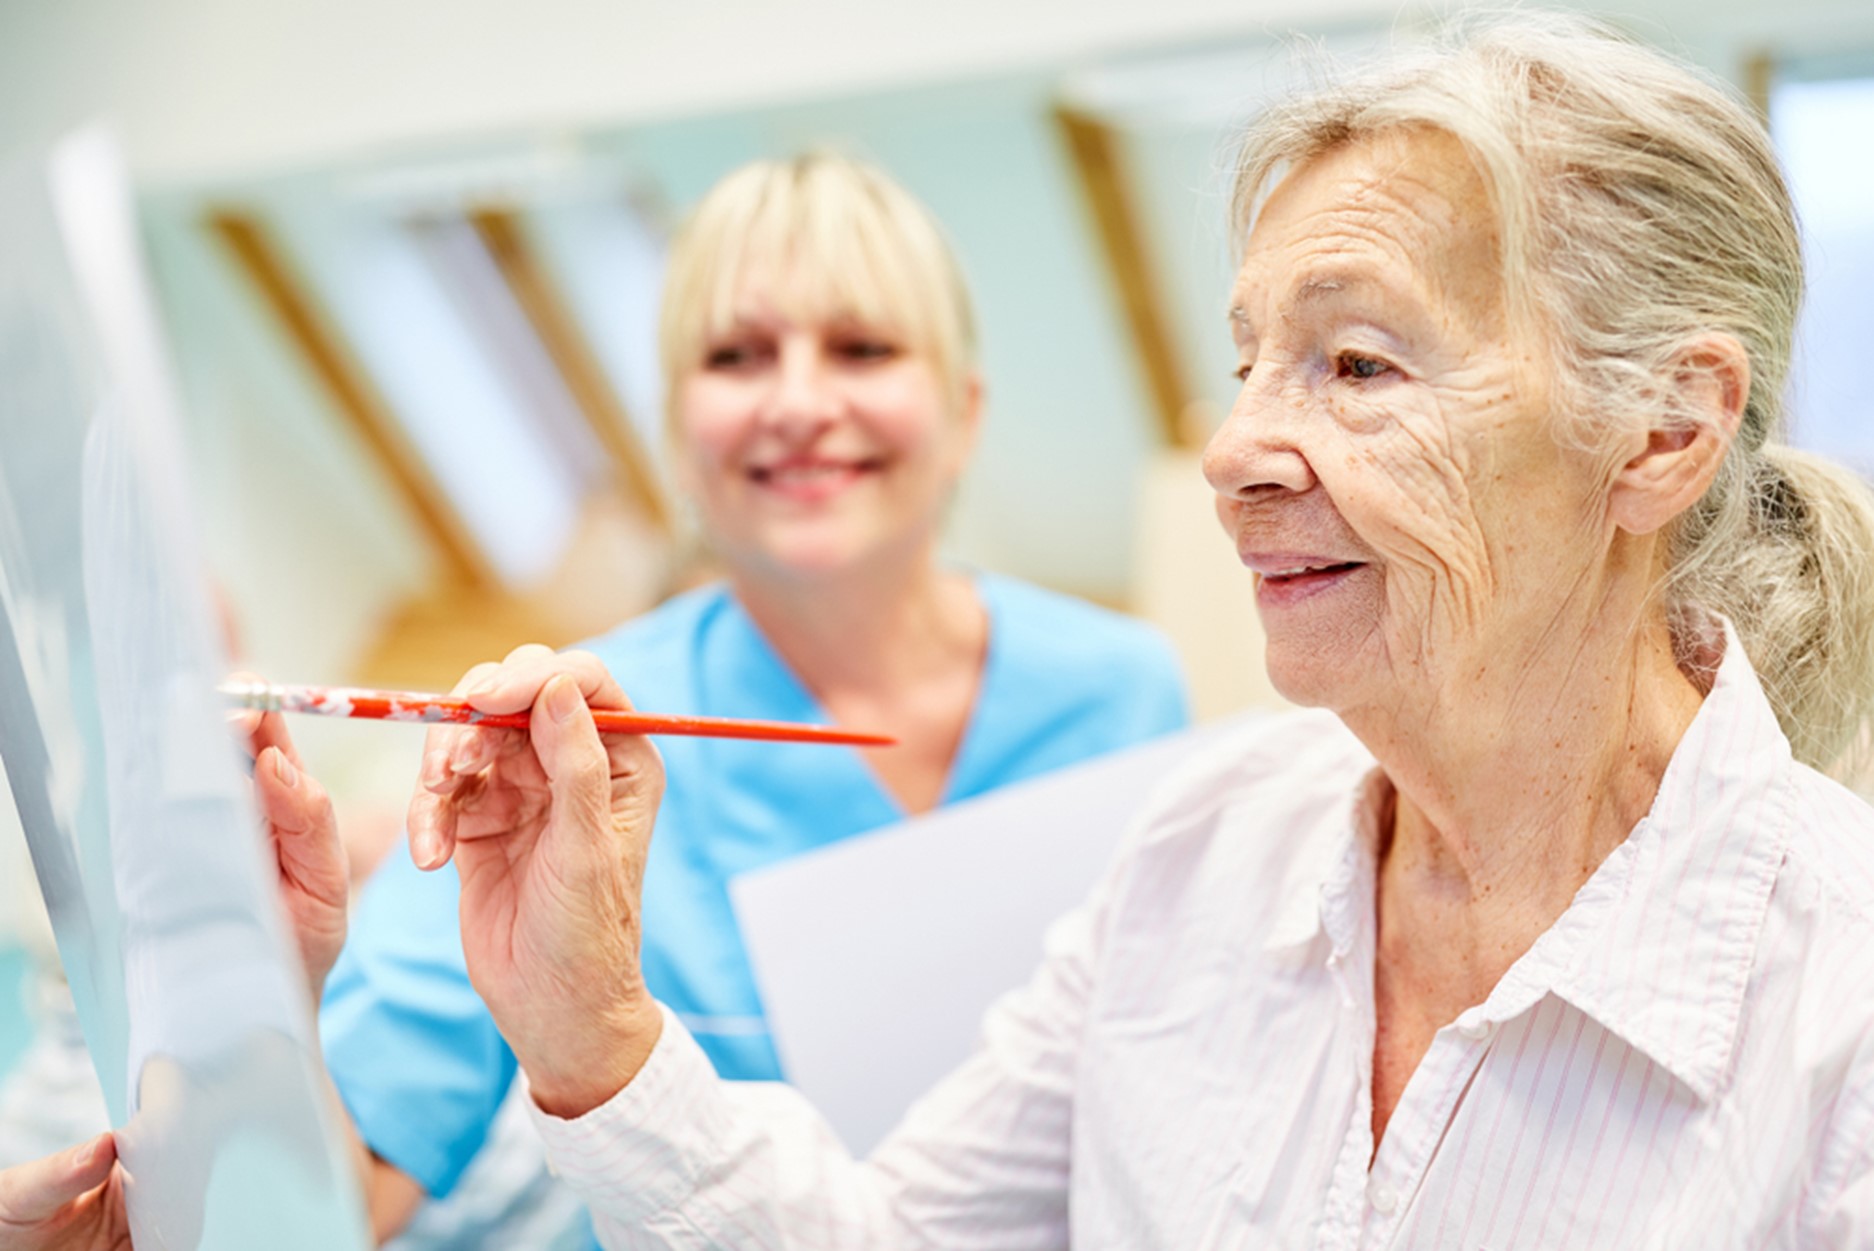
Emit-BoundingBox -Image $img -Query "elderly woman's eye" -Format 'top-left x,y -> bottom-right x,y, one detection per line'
1336,353 -> 1392,381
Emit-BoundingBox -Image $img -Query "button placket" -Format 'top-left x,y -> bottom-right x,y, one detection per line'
1359,1028 -> 1495,1249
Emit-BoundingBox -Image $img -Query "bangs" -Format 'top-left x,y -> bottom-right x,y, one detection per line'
705,172 -> 932,346
660,154 -> 975,419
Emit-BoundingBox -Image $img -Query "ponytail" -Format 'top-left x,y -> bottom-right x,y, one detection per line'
1670,444 -> 1874,775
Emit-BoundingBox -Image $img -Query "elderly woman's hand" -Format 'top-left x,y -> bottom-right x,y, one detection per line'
0,1135 -> 127,1251
228,679 -> 349,1008
408,645 -> 666,1119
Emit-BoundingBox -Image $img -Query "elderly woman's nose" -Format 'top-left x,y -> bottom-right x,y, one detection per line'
1202,393 -> 1317,498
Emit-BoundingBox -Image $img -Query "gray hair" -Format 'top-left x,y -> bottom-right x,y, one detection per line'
1231,11 -> 1874,774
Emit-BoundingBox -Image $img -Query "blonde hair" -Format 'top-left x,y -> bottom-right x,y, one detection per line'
1230,11 -> 1874,773
658,152 -> 978,420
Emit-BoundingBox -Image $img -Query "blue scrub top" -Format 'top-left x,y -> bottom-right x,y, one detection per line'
320,574 -> 1188,1198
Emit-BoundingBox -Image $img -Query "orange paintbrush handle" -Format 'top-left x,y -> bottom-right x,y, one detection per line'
219,681 -> 895,748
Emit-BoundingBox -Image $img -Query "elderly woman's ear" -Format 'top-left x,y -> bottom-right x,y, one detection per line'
1605,331 -> 1751,537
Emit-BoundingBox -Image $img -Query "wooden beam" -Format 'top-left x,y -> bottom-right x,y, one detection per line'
205,209 -> 494,588
1742,48 -> 1776,123
466,206 -> 673,535
1053,104 -> 1198,450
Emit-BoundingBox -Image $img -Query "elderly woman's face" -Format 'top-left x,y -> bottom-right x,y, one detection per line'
1205,129 -> 1603,712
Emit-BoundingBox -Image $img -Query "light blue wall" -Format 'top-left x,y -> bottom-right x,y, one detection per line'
0,947 -> 28,1082
138,70 -> 1186,618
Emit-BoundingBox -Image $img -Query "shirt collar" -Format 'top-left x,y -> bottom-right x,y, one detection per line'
1544,621 -> 1796,1101
1263,769 -> 1387,955
1259,622 -> 1796,1102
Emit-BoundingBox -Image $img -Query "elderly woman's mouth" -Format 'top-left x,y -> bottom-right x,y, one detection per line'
1243,554 -> 1370,606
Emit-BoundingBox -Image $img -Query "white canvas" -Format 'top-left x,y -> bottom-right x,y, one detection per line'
0,127 -> 367,1248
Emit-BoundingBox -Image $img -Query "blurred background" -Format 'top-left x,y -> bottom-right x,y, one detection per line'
1,0 -> 1871,1086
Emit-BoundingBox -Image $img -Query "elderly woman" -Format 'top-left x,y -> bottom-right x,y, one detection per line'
395,15 -> 1874,1249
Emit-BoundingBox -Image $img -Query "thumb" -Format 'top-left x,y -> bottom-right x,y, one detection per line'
531,675 -> 610,829
0,1134 -> 115,1224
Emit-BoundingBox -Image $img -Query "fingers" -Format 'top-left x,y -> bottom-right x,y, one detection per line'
406,649 -> 637,872
228,668 -> 302,764
253,746 -> 330,838
531,675 -> 663,886
423,718 -> 529,797
0,1133 -> 115,1226
246,708 -> 303,770
225,708 -> 263,763
226,672 -> 306,787
406,787 -> 458,873
410,660 -> 506,870
418,661 -> 506,795
224,670 -> 265,747
462,648 -> 629,718
253,745 -> 346,909
532,675 -> 612,829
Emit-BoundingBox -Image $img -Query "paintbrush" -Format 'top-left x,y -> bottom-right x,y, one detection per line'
218,680 -> 894,747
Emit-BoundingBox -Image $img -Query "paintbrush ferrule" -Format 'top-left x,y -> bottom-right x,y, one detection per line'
217,679 -> 281,712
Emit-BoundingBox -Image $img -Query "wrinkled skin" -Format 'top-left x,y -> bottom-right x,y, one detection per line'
0,1137 -> 129,1251
408,647 -> 667,1120
1204,128 -> 1611,742
1205,126 -> 1742,1144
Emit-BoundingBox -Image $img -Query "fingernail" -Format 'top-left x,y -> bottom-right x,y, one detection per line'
547,676 -> 581,724
449,736 -> 479,774
465,679 -> 497,702
421,750 -> 443,788
273,751 -> 298,788
411,831 -> 435,868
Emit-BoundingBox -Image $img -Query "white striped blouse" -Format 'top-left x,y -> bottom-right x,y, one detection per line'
531,632 -> 1874,1249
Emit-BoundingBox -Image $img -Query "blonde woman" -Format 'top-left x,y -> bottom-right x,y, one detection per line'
316,155 -> 1189,1242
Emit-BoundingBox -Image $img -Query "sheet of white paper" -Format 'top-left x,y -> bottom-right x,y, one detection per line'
731,714 -> 1262,1155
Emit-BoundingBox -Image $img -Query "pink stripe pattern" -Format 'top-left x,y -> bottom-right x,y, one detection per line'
530,630 -> 1874,1249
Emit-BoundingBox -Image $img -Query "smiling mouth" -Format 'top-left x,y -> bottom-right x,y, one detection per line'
748,459 -> 884,483
1254,559 -> 1369,609
747,458 -> 885,496
1260,560 -> 1366,584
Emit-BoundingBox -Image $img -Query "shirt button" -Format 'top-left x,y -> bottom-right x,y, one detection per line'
1368,1179 -> 1400,1214
1457,1016 -> 1494,1042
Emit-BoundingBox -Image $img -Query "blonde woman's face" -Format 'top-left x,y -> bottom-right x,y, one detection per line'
673,272 -> 977,583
